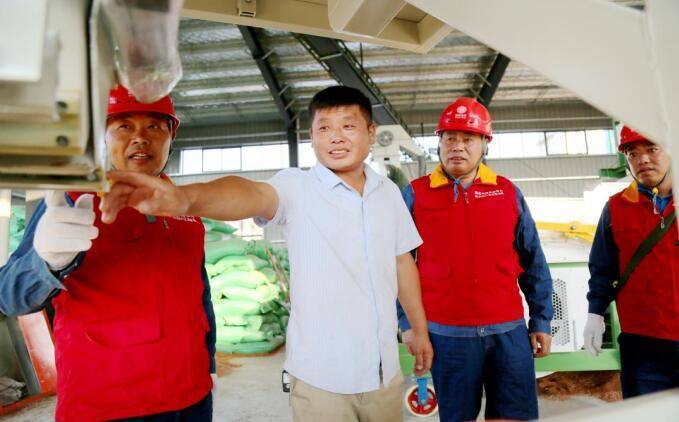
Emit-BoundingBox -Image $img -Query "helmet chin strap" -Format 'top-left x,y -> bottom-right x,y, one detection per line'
161,119 -> 176,175
625,158 -> 672,215
159,147 -> 173,176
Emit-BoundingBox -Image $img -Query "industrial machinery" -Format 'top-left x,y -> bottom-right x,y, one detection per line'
0,0 -> 184,191
533,225 -> 622,373
371,124 -> 427,185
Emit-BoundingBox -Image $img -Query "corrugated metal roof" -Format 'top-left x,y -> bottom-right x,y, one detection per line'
172,0 -> 644,141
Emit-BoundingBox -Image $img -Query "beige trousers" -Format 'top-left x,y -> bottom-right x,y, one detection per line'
290,373 -> 404,422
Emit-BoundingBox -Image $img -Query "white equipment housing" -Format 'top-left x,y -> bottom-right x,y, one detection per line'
535,235 -> 592,353
0,0 -> 113,190
370,124 -> 426,176
0,0 -> 183,191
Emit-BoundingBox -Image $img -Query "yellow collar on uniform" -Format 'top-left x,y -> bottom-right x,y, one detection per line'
621,181 -> 640,203
429,163 -> 498,188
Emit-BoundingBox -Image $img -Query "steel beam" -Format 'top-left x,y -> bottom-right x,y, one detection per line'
239,26 -> 295,127
239,25 -> 299,166
287,126 -> 299,167
477,53 -> 510,107
295,34 -> 409,132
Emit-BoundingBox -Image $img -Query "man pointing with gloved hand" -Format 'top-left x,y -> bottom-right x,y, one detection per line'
0,86 -> 217,421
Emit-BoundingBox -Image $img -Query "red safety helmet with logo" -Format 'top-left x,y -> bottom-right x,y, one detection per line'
107,85 -> 180,139
618,125 -> 652,152
435,97 -> 493,141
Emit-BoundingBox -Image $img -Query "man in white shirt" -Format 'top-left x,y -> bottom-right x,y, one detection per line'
100,86 -> 433,422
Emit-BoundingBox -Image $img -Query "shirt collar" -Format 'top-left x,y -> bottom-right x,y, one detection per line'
620,181 -> 640,203
429,163 -> 498,188
363,164 -> 382,195
313,162 -> 344,189
628,181 -> 673,202
313,162 -> 382,195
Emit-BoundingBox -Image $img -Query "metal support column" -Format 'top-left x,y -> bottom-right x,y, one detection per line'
286,125 -> 298,167
239,25 -> 300,166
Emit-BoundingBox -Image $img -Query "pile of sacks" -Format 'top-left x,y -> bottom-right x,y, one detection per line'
0,376 -> 25,406
203,219 -> 290,354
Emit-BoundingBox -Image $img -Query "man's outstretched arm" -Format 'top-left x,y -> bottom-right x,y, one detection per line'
101,171 -> 279,223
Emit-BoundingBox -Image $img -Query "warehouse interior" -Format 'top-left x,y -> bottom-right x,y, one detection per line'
2,0 -> 678,420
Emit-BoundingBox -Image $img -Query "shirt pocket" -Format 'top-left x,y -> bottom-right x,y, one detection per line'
416,202 -> 450,237
85,317 -> 161,348
418,259 -> 450,279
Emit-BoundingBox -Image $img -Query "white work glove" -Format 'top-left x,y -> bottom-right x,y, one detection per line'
583,313 -> 606,357
34,191 -> 98,271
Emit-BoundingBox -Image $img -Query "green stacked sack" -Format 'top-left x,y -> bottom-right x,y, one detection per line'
9,206 -> 25,255
202,218 -> 237,244
204,226 -> 290,354
247,239 -> 290,273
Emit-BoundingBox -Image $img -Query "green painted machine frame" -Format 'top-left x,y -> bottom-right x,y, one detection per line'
535,260 -> 622,372
534,303 -> 621,372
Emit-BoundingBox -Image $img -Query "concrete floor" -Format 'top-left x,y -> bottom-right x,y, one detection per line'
3,348 -> 606,421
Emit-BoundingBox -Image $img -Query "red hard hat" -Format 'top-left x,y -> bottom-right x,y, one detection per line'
107,85 -> 180,139
618,125 -> 650,152
435,97 -> 493,141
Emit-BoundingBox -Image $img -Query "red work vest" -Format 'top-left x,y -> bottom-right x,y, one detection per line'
411,164 -> 524,325
51,192 -> 211,421
609,182 -> 679,341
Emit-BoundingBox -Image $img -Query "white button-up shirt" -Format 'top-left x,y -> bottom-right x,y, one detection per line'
256,163 -> 422,394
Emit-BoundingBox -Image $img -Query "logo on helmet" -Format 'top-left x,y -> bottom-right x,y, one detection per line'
455,105 -> 468,119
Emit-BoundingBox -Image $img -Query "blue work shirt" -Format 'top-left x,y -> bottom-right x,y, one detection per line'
0,194 -> 216,373
398,180 -> 553,336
